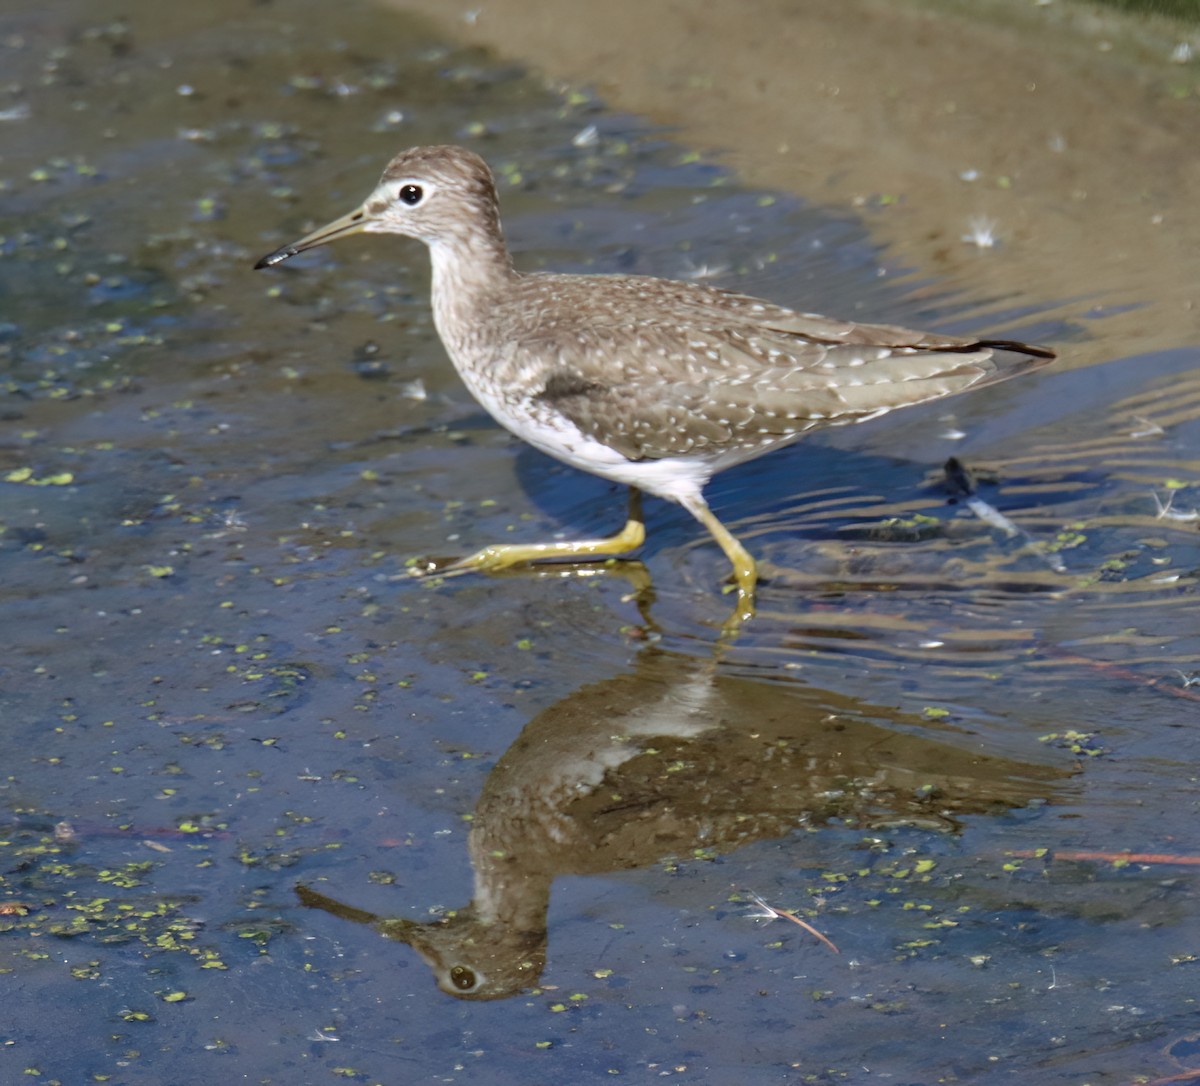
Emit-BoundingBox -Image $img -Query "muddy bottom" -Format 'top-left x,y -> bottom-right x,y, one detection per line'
1,1 -> 1198,1084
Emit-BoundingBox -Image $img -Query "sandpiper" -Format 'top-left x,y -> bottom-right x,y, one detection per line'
255,145 -> 1053,621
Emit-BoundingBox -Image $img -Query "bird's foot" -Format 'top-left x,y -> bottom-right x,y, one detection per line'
720,586 -> 756,634
410,537 -> 644,579
717,569 -> 758,638
405,553 -> 501,580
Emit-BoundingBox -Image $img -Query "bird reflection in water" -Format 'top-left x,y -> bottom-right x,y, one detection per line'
298,648 -> 1067,1000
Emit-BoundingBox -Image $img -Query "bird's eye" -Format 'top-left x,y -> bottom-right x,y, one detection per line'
449,965 -> 477,991
399,183 -> 423,206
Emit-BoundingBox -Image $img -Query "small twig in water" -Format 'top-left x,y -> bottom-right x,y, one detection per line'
942,458 -> 1066,573
1043,644 -> 1200,703
1125,1066 -> 1200,1086
1130,415 -> 1165,439
1008,849 -> 1200,867
746,893 -> 840,955
1152,490 -> 1200,522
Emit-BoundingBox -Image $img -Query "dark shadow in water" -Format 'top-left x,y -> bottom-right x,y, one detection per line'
298,644 -> 1069,999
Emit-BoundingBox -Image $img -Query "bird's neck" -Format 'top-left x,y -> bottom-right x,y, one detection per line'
429,232 -> 517,357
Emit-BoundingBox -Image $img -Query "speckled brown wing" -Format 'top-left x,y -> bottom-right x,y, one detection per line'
529,325 -> 1003,463
497,273 -> 1051,462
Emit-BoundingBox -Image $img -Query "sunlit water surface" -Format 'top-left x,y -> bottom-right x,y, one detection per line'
2,2 -> 1198,1083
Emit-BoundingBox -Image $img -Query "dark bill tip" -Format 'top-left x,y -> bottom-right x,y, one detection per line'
252,207 -> 370,270
253,245 -> 298,270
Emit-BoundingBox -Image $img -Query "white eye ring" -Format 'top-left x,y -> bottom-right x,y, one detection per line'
384,177 -> 436,207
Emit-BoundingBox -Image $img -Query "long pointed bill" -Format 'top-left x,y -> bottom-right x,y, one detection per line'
253,206 -> 371,269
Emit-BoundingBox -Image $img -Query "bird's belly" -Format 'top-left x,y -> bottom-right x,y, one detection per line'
456,369 -> 712,504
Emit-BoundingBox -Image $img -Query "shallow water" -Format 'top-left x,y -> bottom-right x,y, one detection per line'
2,1 -> 1199,1083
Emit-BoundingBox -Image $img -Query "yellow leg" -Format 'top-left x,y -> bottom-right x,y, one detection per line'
679,494 -> 758,626
438,488 -> 646,574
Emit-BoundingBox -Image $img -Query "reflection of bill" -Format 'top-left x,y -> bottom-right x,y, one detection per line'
298,647 -> 1068,1000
